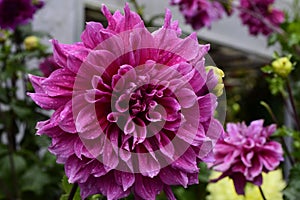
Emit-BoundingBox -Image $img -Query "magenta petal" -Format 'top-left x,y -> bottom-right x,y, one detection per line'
163,185 -> 176,200
176,88 -> 197,108
59,101 -> 76,133
114,170 -> 135,191
81,22 -> 104,49
159,167 -> 188,187
231,173 -> 246,195
137,141 -> 160,177
172,148 -> 198,173
134,175 -> 163,200
198,93 -> 217,122
28,93 -> 69,110
28,74 -> 45,93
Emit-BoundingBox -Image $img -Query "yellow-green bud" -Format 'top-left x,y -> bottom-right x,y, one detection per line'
271,57 -> 293,77
24,36 -> 40,50
206,66 -> 225,97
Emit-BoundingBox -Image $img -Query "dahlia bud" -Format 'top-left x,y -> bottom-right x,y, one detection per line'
24,35 -> 39,50
271,57 -> 293,77
206,66 -> 225,96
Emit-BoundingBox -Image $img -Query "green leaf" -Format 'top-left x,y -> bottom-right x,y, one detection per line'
261,65 -> 273,74
0,154 -> 27,176
20,165 -> 51,195
198,162 -> 210,183
283,164 -> 300,200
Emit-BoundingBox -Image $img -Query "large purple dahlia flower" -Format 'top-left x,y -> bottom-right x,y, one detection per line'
212,119 -> 283,194
239,0 -> 284,35
28,4 -> 224,199
170,0 -> 225,30
0,0 -> 44,30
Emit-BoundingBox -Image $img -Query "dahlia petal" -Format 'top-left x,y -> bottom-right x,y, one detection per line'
91,160 -> 107,177
81,22 -> 104,49
247,119 -> 264,137
260,151 -> 282,170
248,156 -> 263,179
163,185 -> 176,200
133,119 -> 147,145
206,118 -> 224,140
85,88 -> 111,103
74,138 -> 85,159
172,148 -> 198,173
49,134 -> 77,163
66,53 -> 85,74
177,88 -> 197,108
79,177 -> 99,199
241,151 -> 254,167
28,74 -> 45,93
187,172 -> 199,185
36,119 -> 62,136
114,170 -> 135,191
122,3 -> 145,31
124,117 -> 135,135
52,39 -> 67,67
163,9 -> 181,35
231,173 -> 246,195
137,143 -> 160,178
134,175 -> 163,200
76,110 -> 97,134
252,174 -> 262,186
115,93 -> 129,112
159,167 -> 188,187
157,132 -> 175,159
28,93 -> 69,110
59,101 -> 76,133
41,68 -> 74,96
198,93 -> 217,122
65,156 -> 83,183
102,125 -> 119,170
81,136 -> 105,158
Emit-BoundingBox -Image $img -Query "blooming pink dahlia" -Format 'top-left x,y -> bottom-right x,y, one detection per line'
239,0 -> 284,35
212,119 -> 283,194
170,0 -> 225,30
28,3 -> 224,199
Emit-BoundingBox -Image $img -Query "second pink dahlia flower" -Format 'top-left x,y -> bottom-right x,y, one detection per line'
170,0 -> 225,30
212,119 -> 284,194
239,0 -> 285,35
28,3 -> 224,199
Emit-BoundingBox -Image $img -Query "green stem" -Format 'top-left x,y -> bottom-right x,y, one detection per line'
260,101 -> 279,124
68,183 -> 78,200
259,186 -> 267,200
280,137 -> 295,166
286,79 -> 300,131
260,101 -> 295,166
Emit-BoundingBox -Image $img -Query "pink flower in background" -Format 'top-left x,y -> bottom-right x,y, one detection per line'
239,0 -> 284,35
212,119 -> 283,194
170,0 -> 225,30
0,0 -> 44,30
38,55 -> 60,77
28,3 -> 224,199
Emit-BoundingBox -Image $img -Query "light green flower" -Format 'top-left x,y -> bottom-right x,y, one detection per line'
271,57 -> 293,77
